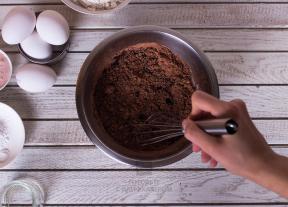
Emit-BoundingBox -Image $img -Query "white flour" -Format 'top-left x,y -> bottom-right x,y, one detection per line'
0,122 -> 9,162
72,0 -> 125,11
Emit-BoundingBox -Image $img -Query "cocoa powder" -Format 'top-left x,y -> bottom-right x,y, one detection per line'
93,43 -> 196,151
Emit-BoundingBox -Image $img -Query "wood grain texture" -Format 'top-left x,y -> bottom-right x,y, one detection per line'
23,120 -> 89,145
7,52 -> 288,85
0,87 -> 76,119
0,171 -> 285,204
22,120 -> 288,146
3,29 -> 288,52
8,53 -> 80,85
1,86 -> 288,119
6,203 -> 287,207
208,52 -> 288,84
2,0 -> 288,3
2,147 -> 287,170
67,29 -> 288,51
1,0 -> 287,206
1,4 -> 288,29
5,203 -> 287,207
135,0 -> 288,1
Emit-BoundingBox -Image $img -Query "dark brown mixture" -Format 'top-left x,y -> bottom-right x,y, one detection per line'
93,42 -> 196,151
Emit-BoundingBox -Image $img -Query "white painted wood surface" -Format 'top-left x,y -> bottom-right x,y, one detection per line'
6,52 -> 288,85
3,30 -> 288,52
21,120 -> 288,145
0,0 -> 288,206
1,86 -> 288,118
2,147 -> 288,170
0,171 -> 285,204
1,5 -> 288,28
1,0 -> 288,3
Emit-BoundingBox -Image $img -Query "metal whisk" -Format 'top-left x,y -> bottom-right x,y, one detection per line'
135,113 -> 238,146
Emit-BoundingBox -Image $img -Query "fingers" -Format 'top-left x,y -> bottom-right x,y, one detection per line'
192,144 -> 200,152
209,159 -> 218,168
191,90 -> 237,118
230,99 -> 248,115
182,118 -> 219,154
201,151 -> 211,163
201,151 -> 218,168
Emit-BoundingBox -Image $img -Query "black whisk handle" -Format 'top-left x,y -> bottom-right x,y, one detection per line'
195,118 -> 238,136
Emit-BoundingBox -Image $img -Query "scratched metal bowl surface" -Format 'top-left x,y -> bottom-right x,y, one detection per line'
76,26 -> 219,168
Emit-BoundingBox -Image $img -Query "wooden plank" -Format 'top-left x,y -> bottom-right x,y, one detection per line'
3,29 -> 288,52
2,0 -> 288,3
23,120 -> 288,146
1,4 -> 288,29
0,206 -> 284,207
0,87 -> 76,119
24,120 -> 89,145
4,206 -> 287,207
138,0 -> 288,1
7,206 -> 288,207
8,53 -> 80,86
0,86 -> 288,119
67,29 -> 288,51
3,147 -> 288,170
208,52 -> 288,84
7,52 -> 288,85
0,171 -> 285,204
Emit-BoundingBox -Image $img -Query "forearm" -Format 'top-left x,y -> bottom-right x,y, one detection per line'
248,153 -> 288,198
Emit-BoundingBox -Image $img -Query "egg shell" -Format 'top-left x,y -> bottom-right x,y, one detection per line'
16,64 -> 57,93
36,10 -> 70,45
20,31 -> 53,60
2,6 -> 36,45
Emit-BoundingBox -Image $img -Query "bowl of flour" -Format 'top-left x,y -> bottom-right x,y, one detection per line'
62,0 -> 131,15
0,103 -> 25,168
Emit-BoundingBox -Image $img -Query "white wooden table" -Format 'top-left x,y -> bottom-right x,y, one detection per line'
1,0 -> 288,205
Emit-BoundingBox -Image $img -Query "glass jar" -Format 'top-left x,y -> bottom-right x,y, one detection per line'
1,178 -> 45,207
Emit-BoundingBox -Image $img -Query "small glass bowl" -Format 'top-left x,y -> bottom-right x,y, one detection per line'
1,178 -> 45,207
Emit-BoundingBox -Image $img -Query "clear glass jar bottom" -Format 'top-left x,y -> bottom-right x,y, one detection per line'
1,178 -> 45,207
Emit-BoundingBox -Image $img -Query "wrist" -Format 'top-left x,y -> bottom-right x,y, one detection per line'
244,151 -> 279,182
246,152 -> 288,197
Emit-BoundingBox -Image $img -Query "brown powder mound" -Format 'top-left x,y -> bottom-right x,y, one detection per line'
93,42 -> 196,151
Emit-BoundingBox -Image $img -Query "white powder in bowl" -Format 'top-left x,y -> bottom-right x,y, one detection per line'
72,0 -> 126,11
0,122 -> 9,162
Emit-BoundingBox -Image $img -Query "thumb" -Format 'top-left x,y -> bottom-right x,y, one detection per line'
182,118 -> 219,154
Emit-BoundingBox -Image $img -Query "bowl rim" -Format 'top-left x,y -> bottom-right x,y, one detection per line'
76,25 -> 219,168
0,50 -> 13,91
61,0 -> 131,15
0,102 -> 25,168
18,39 -> 70,65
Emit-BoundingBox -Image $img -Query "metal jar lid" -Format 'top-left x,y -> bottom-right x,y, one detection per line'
18,38 -> 70,65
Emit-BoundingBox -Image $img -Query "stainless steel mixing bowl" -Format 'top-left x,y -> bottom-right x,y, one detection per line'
76,26 -> 219,168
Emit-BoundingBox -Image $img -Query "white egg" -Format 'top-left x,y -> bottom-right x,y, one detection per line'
2,6 -> 36,45
16,64 -> 57,93
20,31 -> 53,60
36,10 -> 70,45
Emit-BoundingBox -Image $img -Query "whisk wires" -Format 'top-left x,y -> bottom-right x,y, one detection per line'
134,113 -> 184,146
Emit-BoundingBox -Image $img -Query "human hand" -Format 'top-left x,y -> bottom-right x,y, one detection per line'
182,90 -> 275,179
